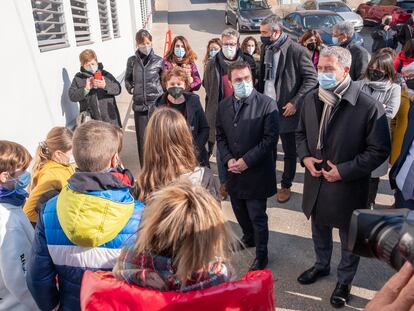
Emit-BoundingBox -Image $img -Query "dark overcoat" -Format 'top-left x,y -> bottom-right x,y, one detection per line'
68,63 -> 122,127
216,89 -> 279,199
296,82 -> 391,229
257,37 -> 318,134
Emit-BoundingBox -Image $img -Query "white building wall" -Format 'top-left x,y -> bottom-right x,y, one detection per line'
0,0 -> 151,153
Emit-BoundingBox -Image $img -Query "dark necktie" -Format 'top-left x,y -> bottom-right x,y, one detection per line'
234,100 -> 241,113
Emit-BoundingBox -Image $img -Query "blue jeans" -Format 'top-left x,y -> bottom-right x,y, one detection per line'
216,148 -> 227,185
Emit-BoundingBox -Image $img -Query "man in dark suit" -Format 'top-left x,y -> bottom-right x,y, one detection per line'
258,14 -> 318,204
216,61 -> 278,271
390,104 -> 414,209
296,46 -> 390,308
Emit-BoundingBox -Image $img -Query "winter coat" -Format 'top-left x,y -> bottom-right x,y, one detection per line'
26,171 -> 144,311
216,89 -> 279,199
125,49 -> 164,112
296,81 -> 391,229
23,160 -> 75,223
398,18 -> 414,46
394,51 -> 414,72
257,37 -> 318,134
152,92 -> 210,166
68,63 -> 122,127
391,90 -> 411,165
341,37 -> 370,81
163,60 -> 202,92
371,24 -> 398,53
203,50 -> 257,143
0,202 -> 38,311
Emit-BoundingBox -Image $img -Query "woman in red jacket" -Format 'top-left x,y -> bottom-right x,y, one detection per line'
394,39 -> 414,73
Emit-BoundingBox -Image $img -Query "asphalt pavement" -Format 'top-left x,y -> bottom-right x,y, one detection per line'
118,2 -> 396,310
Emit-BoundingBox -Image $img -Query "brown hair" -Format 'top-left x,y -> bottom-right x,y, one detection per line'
0,141 -> 32,175
162,66 -> 189,89
79,49 -> 98,66
165,36 -> 197,64
299,30 -> 323,50
135,108 -> 198,202
403,39 -> 414,58
366,52 -> 397,82
241,36 -> 260,55
227,61 -> 252,81
73,120 -> 119,172
203,38 -> 222,66
125,180 -> 236,287
377,47 -> 397,59
31,127 -> 73,190
135,29 -> 152,44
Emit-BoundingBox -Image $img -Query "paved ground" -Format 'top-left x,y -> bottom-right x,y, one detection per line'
117,1 -> 396,310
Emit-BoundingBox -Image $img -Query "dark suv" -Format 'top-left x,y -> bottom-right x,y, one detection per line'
225,0 -> 274,32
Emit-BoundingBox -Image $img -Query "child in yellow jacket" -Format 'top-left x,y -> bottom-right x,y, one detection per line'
23,127 -> 74,224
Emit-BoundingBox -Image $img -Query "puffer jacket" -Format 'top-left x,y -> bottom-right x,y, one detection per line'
26,171 -> 144,311
125,49 -> 164,112
68,63 -> 122,127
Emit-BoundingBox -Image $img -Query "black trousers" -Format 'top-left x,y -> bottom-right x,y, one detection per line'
134,111 -> 149,167
230,197 -> 268,259
312,220 -> 360,285
279,132 -> 297,189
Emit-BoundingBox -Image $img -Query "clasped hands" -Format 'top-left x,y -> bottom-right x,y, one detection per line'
227,158 -> 248,174
303,157 -> 342,182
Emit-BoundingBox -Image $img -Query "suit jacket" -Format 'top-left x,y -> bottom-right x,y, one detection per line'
216,89 -> 278,199
296,81 -> 391,229
257,37 -> 318,134
390,103 -> 414,189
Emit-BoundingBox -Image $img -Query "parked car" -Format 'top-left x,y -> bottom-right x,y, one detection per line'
225,0 -> 273,32
356,0 -> 412,26
297,0 -> 364,32
281,10 -> 364,45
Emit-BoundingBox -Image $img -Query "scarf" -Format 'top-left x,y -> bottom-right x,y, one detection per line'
0,187 -> 28,206
360,79 -> 393,105
264,32 -> 288,81
317,75 -> 352,150
216,49 -> 243,74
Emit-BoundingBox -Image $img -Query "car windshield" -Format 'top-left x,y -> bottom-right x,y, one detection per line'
238,0 -> 270,10
319,2 -> 351,12
303,14 -> 344,29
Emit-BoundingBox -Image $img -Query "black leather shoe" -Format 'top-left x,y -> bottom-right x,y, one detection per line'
248,256 -> 268,271
330,282 -> 351,308
297,266 -> 330,285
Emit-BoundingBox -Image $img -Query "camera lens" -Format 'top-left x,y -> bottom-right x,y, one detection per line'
374,222 -> 405,270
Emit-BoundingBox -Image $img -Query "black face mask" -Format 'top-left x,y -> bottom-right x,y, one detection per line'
306,42 -> 317,51
384,18 -> 391,26
167,86 -> 184,99
368,69 -> 385,81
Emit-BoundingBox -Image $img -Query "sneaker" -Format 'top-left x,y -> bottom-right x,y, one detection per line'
277,187 -> 291,203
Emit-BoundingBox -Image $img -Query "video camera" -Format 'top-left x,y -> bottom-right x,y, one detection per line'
348,209 -> 414,270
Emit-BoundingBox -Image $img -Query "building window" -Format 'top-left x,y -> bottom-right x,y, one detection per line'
71,0 -> 92,45
97,0 -> 111,41
31,0 -> 69,52
110,0 -> 120,38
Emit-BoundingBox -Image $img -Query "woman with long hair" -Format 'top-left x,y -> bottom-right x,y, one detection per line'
299,30 -> 323,69
23,127 -> 74,224
164,35 -> 202,92
135,107 -> 219,202
203,38 -> 222,70
113,180 -> 237,291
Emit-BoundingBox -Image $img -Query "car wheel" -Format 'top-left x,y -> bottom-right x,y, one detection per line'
225,13 -> 230,25
236,20 -> 242,33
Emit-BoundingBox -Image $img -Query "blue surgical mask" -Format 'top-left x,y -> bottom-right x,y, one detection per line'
331,37 -> 339,46
318,73 -> 338,90
174,47 -> 186,58
209,48 -> 220,58
233,80 -> 254,98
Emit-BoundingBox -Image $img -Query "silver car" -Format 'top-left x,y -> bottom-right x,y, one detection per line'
297,0 -> 364,32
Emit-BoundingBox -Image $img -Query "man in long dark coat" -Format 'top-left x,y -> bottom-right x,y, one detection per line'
296,46 -> 390,308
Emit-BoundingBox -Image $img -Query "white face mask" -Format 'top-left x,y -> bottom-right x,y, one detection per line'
87,64 -> 98,73
247,46 -> 255,55
222,45 -> 237,60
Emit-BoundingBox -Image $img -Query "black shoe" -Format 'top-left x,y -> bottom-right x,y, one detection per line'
297,266 -> 330,285
330,282 -> 351,308
248,256 -> 268,271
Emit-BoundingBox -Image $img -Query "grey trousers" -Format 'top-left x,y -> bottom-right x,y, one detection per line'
312,220 -> 360,285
